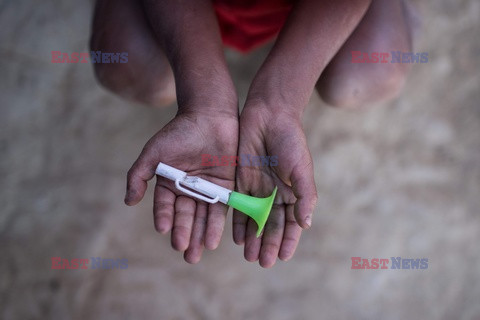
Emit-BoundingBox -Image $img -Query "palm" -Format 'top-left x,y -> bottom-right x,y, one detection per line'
234,107 -> 317,268
151,113 -> 237,185
126,112 -> 238,263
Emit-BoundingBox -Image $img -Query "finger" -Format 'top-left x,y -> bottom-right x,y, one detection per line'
184,202 -> 208,264
171,196 -> 196,251
232,209 -> 248,245
204,202 -> 228,250
259,204 -> 285,268
153,182 -> 175,234
279,204 -> 302,261
125,146 -> 157,206
244,218 -> 262,262
233,165 -> 252,245
291,162 -> 318,229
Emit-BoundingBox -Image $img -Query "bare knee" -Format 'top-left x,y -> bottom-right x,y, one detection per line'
91,60 -> 176,108
89,0 -> 176,107
317,63 -> 409,109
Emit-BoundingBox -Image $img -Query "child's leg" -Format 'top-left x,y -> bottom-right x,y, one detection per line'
90,0 -> 176,107
316,0 -> 419,108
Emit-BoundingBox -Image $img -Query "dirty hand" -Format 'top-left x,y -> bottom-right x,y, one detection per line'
233,102 -> 317,268
125,103 -> 238,264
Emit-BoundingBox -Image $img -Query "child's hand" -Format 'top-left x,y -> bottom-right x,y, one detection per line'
125,108 -> 238,264
99,0 -> 241,264
228,0 -> 372,268
233,104 -> 317,268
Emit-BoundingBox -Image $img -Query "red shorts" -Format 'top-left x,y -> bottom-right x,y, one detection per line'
213,0 -> 294,53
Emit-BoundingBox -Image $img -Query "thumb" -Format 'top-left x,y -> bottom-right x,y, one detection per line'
125,145 -> 158,206
290,161 -> 318,229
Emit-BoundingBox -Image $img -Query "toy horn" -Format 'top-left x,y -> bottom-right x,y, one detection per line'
155,162 -> 277,237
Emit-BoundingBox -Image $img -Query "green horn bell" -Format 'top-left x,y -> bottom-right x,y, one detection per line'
227,187 -> 278,237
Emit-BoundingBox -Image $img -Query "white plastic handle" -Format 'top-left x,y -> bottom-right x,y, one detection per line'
175,180 -> 220,204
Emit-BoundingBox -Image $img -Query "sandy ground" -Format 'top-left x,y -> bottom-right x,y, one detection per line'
1,0 -> 480,319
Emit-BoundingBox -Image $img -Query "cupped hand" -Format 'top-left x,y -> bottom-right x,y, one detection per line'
233,104 -> 318,268
125,110 -> 238,264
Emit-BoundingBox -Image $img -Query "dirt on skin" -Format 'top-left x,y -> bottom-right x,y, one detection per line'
1,0 -> 479,319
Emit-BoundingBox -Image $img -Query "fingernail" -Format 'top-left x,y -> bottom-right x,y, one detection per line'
305,215 -> 312,228
157,220 -> 169,234
159,226 -> 169,234
124,189 -> 134,205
